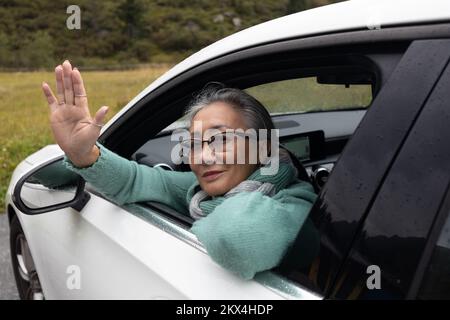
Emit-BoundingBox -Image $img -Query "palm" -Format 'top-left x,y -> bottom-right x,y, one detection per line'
50,106 -> 96,155
42,60 -> 108,158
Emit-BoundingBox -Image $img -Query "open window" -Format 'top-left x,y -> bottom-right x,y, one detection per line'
130,54 -> 383,197
97,39 -> 408,295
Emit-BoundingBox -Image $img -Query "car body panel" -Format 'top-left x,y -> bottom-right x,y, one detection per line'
7,149 -> 319,299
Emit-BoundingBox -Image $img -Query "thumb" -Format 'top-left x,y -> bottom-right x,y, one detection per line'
94,106 -> 109,125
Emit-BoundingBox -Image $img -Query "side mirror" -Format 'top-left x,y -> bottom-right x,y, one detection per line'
13,158 -> 91,215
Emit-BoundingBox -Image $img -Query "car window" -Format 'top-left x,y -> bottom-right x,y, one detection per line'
245,77 -> 372,114
120,47 -> 405,295
417,211 -> 450,299
129,70 -> 377,294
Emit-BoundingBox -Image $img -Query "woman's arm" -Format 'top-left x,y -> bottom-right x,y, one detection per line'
190,182 -> 319,280
63,142 -> 197,215
41,60 -> 196,214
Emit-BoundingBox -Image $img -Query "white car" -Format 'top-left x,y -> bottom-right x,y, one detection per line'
5,0 -> 450,300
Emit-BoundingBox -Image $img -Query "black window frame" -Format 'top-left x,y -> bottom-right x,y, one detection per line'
314,38 -> 450,300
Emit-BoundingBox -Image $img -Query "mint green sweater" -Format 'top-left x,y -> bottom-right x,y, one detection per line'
62,142 -> 319,280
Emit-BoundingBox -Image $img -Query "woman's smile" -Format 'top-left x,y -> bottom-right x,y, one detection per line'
201,170 -> 225,182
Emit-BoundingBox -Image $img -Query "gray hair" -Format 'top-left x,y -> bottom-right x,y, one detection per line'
184,82 -> 298,173
184,82 -> 275,134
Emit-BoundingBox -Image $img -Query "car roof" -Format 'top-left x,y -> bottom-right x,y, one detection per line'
105,0 -> 450,129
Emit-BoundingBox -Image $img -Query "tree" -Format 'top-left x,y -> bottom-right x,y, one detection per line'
0,32 -> 10,67
117,0 -> 147,39
21,31 -> 55,68
287,0 -> 311,14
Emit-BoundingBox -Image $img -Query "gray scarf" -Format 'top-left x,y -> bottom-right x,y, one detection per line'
189,149 -> 297,220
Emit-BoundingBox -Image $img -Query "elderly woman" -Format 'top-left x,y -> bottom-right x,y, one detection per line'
41,60 -> 319,280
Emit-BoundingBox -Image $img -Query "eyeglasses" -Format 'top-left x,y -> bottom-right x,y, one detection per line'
180,131 -> 255,155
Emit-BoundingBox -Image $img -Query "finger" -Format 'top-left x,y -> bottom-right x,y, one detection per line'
72,68 -> 88,107
62,60 -> 74,106
55,65 -> 65,104
42,82 -> 57,112
93,106 -> 109,126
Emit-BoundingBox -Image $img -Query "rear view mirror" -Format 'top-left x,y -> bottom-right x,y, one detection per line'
13,158 -> 90,215
317,72 -> 374,86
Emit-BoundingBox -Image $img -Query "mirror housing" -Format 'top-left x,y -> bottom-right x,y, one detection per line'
12,158 -> 91,215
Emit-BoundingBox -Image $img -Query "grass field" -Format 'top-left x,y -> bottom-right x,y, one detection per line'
0,66 -> 170,211
0,67 -> 371,211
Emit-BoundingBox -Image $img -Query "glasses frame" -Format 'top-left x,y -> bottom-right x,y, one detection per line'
180,130 -> 258,156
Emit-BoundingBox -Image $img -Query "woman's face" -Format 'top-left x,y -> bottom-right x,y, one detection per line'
189,102 -> 259,196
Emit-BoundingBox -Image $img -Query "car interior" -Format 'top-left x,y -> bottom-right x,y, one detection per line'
131,108 -> 368,189
130,72 -> 374,227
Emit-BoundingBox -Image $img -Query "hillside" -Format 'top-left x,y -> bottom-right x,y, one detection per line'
0,0 -> 341,69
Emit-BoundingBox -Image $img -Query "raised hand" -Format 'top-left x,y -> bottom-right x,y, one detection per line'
42,60 -> 109,167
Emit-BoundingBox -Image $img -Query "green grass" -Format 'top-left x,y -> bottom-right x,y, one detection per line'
246,77 -> 372,113
0,66 -> 170,211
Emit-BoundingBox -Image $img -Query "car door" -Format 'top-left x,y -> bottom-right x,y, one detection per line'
17,155 -> 290,299
12,157 -> 189,299
328,39 -> 450,299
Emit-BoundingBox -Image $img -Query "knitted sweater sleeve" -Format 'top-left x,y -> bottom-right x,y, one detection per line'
62,142 -> 197,215
190,181 -> 319,280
